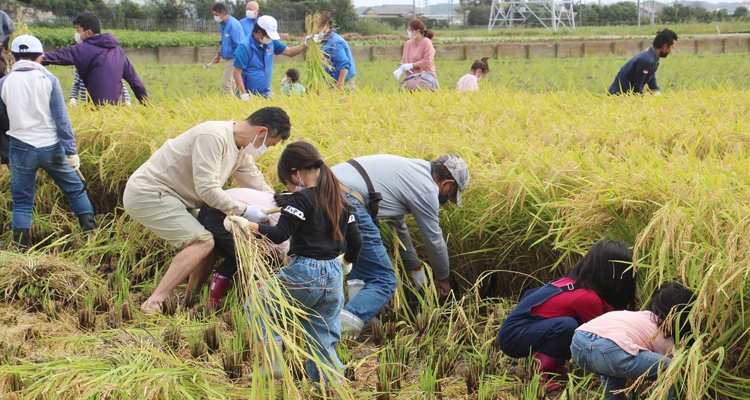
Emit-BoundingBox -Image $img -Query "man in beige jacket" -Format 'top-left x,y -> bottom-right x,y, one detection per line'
124,107 -> 290,313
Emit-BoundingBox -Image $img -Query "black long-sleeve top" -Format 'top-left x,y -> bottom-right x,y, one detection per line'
257,187 -> 362,263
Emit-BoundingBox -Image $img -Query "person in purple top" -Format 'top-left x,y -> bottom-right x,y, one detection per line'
42,13 -> 147,106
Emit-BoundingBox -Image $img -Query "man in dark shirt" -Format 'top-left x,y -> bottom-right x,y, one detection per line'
608,29 -> 677,95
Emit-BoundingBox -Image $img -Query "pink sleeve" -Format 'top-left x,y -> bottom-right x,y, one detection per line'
414,39 -> 435,72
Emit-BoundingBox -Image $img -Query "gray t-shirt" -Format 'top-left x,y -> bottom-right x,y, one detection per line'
332,155 -> 450,279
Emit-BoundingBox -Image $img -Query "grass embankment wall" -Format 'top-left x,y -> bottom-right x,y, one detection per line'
40,34 -> 750,64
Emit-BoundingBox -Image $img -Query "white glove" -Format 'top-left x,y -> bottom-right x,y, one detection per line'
304,35 -> 311,46
125,100 -> 132,106
69,98 -> 77,107
654,90 -> 662,96
410,266 -> 428,292
224,215 -> 250,233
244,204 -> 270,223
337,254 -> 352,275
240,93 -> 250,101
313,34 -> 321,43
393,68 -> 404,80
400,63 -> 414,72
66,155 -> 80,170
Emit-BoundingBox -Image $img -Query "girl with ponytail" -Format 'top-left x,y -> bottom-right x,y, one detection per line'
244,141 -> 363,384
457,57 -> 490,92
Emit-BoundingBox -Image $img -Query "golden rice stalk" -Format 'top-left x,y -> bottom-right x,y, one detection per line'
303,13 -> 333,94
228,220 -> 353,398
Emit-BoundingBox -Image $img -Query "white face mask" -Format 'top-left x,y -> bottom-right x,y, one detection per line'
407,30 -> 414,40
74,32 -> 82,44
261,37 -> 272,45
246,10 -> 257,19
244,131 -> 268,157
213,15 -> 222,22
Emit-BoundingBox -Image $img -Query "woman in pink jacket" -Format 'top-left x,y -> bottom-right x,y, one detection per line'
394,20 -> 439,91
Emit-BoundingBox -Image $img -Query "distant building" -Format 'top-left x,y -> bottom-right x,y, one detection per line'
361,5 -> 426,18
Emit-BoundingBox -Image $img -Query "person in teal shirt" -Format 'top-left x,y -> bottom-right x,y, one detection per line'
211,3 -> 245,95
316,12 -> 356,90
233,16 -> 307,99
281,68 -> 306,96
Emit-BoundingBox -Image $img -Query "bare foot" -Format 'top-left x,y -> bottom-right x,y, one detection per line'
141,298 -> 162,314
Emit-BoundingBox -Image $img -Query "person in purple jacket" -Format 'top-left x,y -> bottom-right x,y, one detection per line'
42,13 -> 147,106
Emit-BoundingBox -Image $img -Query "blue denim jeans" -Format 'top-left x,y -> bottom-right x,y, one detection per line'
8,139 -> 93,229
570,330 -> 674,400
252,256 -> 345,383
342,193 -> 397,324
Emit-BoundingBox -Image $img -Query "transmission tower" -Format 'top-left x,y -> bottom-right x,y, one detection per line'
488,0 -> 576,31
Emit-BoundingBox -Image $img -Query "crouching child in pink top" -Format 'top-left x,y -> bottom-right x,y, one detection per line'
570,281 -> 694,400
456,58 -> 489,92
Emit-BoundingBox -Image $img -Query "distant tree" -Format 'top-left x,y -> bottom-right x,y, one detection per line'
144,0 -> 190,23
194,0 -> 216,20
114,0 -> 146,19
466,4 -> 491,25
734,6 -> 748,19
329,0 -> 358,32
16,0 -> 110,18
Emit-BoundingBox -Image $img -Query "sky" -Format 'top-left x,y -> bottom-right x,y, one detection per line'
351,0 -> 748,8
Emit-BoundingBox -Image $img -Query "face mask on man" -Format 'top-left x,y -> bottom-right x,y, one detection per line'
246,10 -> 257,19
261,37 -> 272,45
244,131 -> 269,157
438,194 -> 449,204
214,15 -> 222,23
74,32 -> 82,44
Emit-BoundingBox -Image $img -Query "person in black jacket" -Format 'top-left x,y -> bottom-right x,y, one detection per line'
608,29 -> 677,95
228,141 -> 362,385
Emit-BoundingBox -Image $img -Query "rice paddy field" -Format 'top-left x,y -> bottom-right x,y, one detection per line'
1,48 -> 750,399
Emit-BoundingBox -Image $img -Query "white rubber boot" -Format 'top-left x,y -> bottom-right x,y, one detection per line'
340,309 -> 364,340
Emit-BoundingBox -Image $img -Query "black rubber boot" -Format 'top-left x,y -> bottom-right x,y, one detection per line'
77,213 -> 97,241
77,213 -> 97,232
12,228 -> 30,250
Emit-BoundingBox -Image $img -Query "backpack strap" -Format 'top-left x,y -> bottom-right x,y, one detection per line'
560,282 -> 581,292
346,159 -> 383,222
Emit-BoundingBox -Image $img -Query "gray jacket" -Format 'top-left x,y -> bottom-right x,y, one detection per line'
332,155 -> 450,280
0,11 -> 14,47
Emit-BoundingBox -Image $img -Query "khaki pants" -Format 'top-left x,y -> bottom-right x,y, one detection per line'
222,58 -> 236,96
123,188 -> 212,249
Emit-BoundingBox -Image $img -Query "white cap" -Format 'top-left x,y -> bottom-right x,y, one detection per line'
11,35 -> 44,54
256,15 -> 280,40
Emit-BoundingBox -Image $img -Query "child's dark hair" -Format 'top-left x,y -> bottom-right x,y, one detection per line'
285,68 -> 300,83
566,239 -> 637,310
471,57 -> 490,74
277,142 -> 344,241
12,51 -> 42,61
646,281 -> 694,340
73,13 -> 102,35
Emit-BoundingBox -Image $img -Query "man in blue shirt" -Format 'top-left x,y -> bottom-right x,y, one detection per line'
211,2 -> 245,96
608,29 -> 677,95
239,1 -> 259,37
316,12 -> 356,91
233,16 -> 307,99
